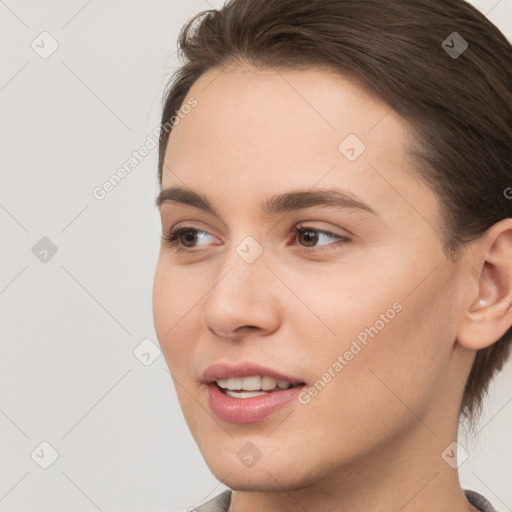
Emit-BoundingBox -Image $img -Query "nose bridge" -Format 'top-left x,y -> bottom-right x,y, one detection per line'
212,233 -> 267,301
200,233 -> 277,337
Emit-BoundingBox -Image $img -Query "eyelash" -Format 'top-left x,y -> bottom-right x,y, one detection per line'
160,224 -> 351,254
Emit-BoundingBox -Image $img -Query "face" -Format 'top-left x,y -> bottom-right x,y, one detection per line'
153,65 -> 471,492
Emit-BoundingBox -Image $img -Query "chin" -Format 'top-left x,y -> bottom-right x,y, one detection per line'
199,444 -> 320,492
210,465 -> 303,492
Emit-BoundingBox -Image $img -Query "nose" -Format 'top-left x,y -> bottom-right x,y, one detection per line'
200,242 -> 281,341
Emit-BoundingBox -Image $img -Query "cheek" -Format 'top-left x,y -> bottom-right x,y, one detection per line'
288,259 -> 454,411
152,261 -> 196,370
152,257 -> 204,329
276,257 -> 406,349
292,306 -> 431,457
152,262 -> 172,341
320,280 -> 455,431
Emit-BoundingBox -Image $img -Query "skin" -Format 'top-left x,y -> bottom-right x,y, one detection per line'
152,64 -> 512,512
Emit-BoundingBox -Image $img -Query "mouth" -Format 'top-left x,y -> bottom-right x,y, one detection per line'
203,362 -> 306,423
214,375 -> 303,398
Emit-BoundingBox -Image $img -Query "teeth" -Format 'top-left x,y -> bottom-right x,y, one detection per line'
216,378 -> 228,388
276,380 -> 291,389
215,375 -> 293,391
261,376 -> 277,390
226,377 -> 242,390
225,390 -> 269,398
238,376 -> 261,391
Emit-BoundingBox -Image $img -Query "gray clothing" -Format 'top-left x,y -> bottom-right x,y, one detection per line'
190,488 -> 498,511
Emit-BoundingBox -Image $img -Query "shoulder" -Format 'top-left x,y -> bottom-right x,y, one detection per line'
175,490 -> 232,512
464,489 -> 499,512
176,489 -> 497,512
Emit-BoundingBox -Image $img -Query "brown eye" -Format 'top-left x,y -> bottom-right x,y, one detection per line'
293,225 -> 350,250
296,228 -> 320,247
160,227 -> 216,252
177,229 -> 201,247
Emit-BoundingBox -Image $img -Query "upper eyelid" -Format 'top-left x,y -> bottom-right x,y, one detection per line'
169,223 -> 219,238
168,222 -> 345,234
166,224 -> 349,244
158,202 -> 370,236
159,205 -> 233,234
164,213 -> 354,233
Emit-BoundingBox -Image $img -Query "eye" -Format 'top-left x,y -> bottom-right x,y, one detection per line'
160,224 -> 351,253
292,224 -> 351,252
160,226 -> 218,252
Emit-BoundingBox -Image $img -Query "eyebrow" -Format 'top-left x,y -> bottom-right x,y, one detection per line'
155,186 -> 379,217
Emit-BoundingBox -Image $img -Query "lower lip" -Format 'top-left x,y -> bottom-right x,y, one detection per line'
206,382 -> 305,423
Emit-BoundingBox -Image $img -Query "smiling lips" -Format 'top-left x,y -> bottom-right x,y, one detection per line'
216,375 -> 293,398
203,361 -> 304,385
203,362 -> 306,422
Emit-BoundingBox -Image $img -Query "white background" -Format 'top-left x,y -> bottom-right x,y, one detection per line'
1,1 -> 511,511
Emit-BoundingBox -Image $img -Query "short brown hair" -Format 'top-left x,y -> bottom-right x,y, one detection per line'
157,0 -> 512,431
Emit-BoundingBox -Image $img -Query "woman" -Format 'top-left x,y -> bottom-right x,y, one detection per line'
152,0 -> 512,510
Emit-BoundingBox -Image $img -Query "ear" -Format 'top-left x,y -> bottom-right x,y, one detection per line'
457,218 -> 512,350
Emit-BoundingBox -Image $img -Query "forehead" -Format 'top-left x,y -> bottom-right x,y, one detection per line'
165,65 -> 407,165
162,66 -> 436,226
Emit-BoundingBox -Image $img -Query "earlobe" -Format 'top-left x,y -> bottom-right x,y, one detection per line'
457,219 -> 512,351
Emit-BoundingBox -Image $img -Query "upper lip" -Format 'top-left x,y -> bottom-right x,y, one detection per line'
203,362 -> 305,386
